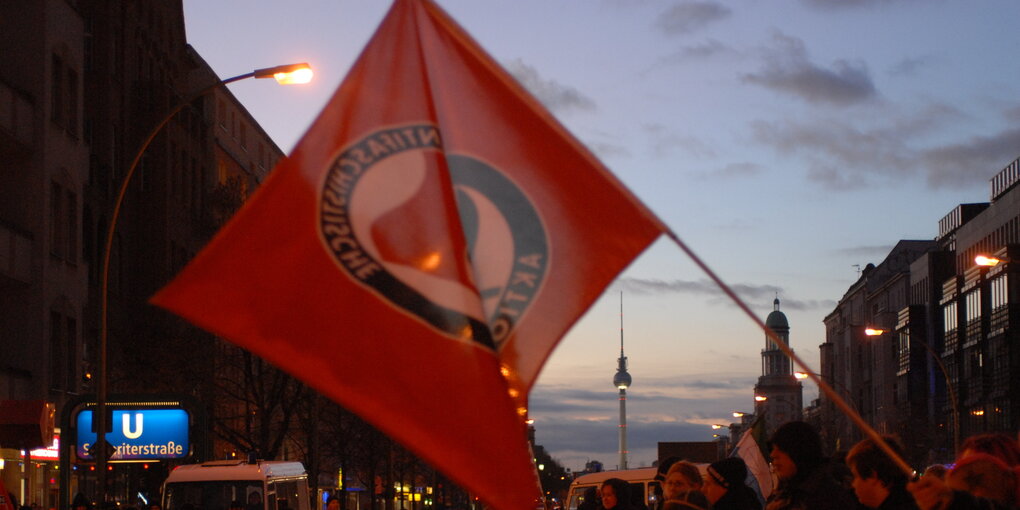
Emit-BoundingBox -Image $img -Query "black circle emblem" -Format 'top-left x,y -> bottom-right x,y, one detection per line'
317,125 -> 548,351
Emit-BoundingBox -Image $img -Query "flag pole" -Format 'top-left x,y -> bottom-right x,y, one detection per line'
662,229 -> 917,479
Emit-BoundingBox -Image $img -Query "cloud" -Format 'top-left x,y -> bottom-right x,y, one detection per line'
658,39 -> 739,66
920,128 -> 1020,188
504,58 -> 597,114
587,141 -> 633,160
694,162 -> 764,180
743,32 -> 877,106
749,104 -> 1014,191
643,123 -> 716,158
611,277 -> 833,311
888,55 -> 937,77
656,1 -> 732,36
1006,106 -> 1020,123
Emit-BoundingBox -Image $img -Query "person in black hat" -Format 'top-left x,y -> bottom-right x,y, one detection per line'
704,457 -> 761,510
765,421 -> 857,510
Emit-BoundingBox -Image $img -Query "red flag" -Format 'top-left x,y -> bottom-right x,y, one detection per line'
152,0 -> 663,507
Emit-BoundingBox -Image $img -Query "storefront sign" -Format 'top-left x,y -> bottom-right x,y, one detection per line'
76,409 -> 189,460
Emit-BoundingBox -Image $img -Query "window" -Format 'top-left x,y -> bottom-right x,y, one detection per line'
50,53 -> 79,137
897,331 -> 910,374
991,275 -> 1008,310
965,290 -> 981,323
943,302 -> 957,333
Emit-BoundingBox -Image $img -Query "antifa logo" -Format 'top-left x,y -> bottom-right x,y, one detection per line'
317,125 -> 548,351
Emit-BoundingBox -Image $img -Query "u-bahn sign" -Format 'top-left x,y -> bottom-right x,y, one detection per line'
75,409 -> 190,460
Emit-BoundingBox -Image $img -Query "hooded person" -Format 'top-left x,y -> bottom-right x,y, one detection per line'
765,421 -> 857,510
705,457 -> 761,510
946,453 -> 1019,508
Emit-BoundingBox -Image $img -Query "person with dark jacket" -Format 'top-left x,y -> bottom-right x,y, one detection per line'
846,436 -> 918,510
764,421 -> 857,510
704,457 -> 761,510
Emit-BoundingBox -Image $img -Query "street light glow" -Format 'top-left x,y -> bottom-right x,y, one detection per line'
864,328 -> 885,336
794,372 -> 809,380
975,255 -> 1002,267
754,395 -> 767,402
732,412 -> 745,418
252,62 -> 313,84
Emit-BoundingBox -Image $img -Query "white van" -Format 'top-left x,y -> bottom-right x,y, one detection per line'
566,467 -> 659,509
566,464 -> 708,510
162,460 -> 311,510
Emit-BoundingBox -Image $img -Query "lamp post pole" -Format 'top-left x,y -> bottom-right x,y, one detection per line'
95,63 -> 310,506
864,328 -> 959,458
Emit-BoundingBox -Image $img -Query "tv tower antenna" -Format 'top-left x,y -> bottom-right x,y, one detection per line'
613,291 -> 631,469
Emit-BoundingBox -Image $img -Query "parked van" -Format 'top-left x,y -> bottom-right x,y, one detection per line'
566,467 -> 658,509
162,460 -> 310,510
566,464 -> 708,510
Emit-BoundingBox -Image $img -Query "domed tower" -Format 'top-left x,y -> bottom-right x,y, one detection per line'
753,297 -> 803,437
614,294 -> 631,470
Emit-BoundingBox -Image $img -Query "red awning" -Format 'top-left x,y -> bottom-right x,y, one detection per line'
0,400 -> 54,450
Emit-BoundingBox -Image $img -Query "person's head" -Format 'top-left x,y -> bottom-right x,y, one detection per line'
960,433 -> 1020,467
601,478 -> 630,509
769,421 -> 824,481
946,453 -> 1019,507
656,456 -> 682,482
846,436 -> 908,508
664,461 -> 703,499
704,458 -> 748,504
325,496 -> 339,510
247,491 -> 262,506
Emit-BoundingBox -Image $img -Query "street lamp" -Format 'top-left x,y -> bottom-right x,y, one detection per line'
974,255 -> 1006,267
864,327 -> 959,456
94,62 -> 312,505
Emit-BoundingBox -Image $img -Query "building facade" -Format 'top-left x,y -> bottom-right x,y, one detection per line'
818,157 -> 1020,465
0,0 -> 285,506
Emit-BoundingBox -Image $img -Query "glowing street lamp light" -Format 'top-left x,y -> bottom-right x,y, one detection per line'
95,62 -> 312,505
754,395 -> 768,402
975,255 -> 1003,267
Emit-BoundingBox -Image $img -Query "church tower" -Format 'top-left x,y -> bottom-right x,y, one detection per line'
753,297 -> 803,437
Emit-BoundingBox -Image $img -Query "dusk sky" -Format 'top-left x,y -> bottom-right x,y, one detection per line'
182,0 -> 1020,471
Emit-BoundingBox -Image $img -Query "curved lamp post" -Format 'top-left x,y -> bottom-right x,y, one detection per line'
94,62 -> 312,504
864,327 -> 959,457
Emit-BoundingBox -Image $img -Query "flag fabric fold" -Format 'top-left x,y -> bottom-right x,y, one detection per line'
152,0 -> 664,507
730,415 -> 774,504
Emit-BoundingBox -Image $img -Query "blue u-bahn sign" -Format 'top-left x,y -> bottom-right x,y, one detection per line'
76,409 -> 190,460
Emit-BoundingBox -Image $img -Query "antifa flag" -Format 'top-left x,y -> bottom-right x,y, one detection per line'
152,0 -> 664,507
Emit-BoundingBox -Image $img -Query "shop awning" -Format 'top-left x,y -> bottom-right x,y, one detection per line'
0,400 -> 54,450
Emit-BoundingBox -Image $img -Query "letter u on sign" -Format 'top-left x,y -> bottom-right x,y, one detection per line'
122,413 -> 143,439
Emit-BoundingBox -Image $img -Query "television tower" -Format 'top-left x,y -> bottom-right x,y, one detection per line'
613,292 -> 632,469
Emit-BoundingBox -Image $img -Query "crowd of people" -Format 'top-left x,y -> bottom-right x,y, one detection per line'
587,422 -> 1019,510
